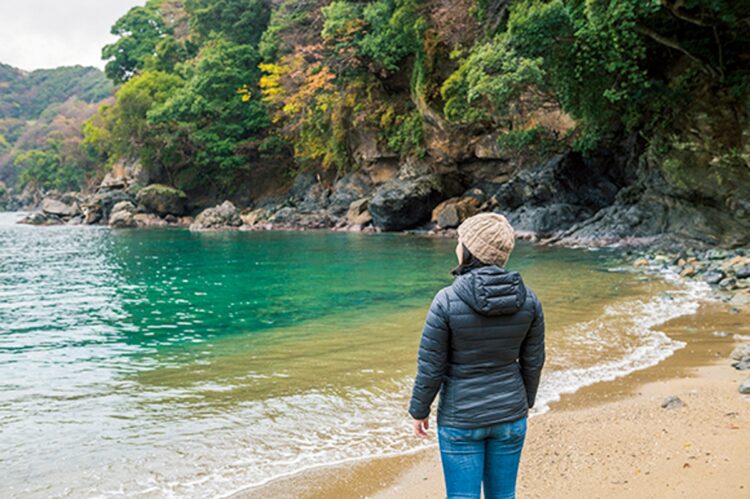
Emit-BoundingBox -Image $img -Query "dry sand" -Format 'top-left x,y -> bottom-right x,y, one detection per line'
241,301 -> 750,499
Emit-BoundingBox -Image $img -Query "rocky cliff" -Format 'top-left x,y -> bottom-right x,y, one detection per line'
13,1 -> 750,250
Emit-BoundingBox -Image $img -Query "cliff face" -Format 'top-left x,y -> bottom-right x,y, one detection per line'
238,0 -> 749,248
10,1 -> 750,248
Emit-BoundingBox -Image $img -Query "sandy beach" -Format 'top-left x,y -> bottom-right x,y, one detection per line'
242,299 -> 750,499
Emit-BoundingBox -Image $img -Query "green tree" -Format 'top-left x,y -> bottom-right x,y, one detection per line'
83,71 -> 185,170
322,0 -> 425,73
102,1 -> 169,83
148,37 -> 269,187
15,141 -> 86,191
187,0 -> 271,46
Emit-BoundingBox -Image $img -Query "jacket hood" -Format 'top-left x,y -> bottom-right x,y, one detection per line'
452,265 -> 527,316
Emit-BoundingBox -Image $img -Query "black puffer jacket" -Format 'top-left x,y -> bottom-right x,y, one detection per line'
408,264 -> 545,428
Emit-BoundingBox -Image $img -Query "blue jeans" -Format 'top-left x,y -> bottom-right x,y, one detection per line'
437,417 -> 527,499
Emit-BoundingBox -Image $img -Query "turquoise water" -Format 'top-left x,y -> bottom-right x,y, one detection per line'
0,212 -> 701,497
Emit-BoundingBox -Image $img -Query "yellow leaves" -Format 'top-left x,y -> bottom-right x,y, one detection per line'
236,84 -> 252,102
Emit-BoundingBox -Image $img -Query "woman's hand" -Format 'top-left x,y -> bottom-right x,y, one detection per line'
412,418 -> 430,438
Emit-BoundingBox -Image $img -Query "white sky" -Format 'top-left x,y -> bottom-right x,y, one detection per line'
0,0 -> 143,71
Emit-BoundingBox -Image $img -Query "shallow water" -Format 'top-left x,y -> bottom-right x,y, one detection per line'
0,212 -> 706,497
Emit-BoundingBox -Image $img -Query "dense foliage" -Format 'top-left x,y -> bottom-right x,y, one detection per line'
0,64 -> 112,190
87,0 -> 272,190
7,0 -> 749,194
446,0 -> 750,150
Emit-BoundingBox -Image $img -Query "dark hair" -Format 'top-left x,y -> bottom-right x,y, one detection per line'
451,243 -> 487,276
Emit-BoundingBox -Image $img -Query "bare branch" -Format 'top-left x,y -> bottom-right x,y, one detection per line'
661,0 -> 714,27
635,24 -> 720,79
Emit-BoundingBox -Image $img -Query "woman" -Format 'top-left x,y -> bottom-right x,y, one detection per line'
408,212 -> 545,499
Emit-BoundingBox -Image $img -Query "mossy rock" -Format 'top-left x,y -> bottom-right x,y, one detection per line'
136,184 -> 188,216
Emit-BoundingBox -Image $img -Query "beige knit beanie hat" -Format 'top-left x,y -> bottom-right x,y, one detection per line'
457,212 -> 515,267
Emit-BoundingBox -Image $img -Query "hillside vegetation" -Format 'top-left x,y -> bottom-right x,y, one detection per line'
81,0 -> 749,190
0,64 -> 112,192
5,0 -> 750,244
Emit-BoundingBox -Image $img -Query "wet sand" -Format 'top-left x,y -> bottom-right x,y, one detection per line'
239,300 -> 750,499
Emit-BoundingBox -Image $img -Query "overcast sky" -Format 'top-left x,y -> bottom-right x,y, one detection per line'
0,0 -> 143,71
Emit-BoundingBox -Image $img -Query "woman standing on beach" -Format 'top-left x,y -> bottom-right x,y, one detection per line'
409,213 -> 545,499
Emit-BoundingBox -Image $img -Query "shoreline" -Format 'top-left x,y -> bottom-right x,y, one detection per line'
3,209 -> 697,254
239,295 -> 750,499
5,211 -> 749,497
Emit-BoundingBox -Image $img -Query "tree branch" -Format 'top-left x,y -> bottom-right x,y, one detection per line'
661,0 -> 714,28
635,24 -> 720,79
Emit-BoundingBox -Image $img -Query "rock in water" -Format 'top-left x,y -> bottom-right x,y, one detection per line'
136,184 -> 187,216
740,379 -> 750,395
18,211 -> 62,225
88,189 -> 134,223
730,344 -> 750,361
108,201 -> 137,228
241,208 -> 271,226
431,196 -> 480,229
189,201 -> 242,231
660,395 -> 685,409
702,270 -> 726,285
346,198 -> 372,226
735,265 -> 750,279
369,175 -> 447,231
42,197 -> 80,217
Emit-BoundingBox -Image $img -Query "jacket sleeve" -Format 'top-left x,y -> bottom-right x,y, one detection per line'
408,289 -> 450,420
519,291 -> 545,408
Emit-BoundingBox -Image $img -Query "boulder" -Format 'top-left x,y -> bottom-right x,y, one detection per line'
269,207 -> 334,229
730,344 -> 750,361
297,183 -> 331,213
18,211 -> 62,225
431,196 -> 481,228
42,197 -> 80,217
288,172 -> 317,201
189,201 -> 242,231
369,175 -> 449,231
88,189 -> 134,224
99,172 -> 128,190
736,265 -> 750,279
487,152 -> 621,237
136,184 -> 187,216
347,198 -> 372,226
740,378 -> 750,395
108,201 -> 137,228
702,270 -> 726,285
133,213 -> 168,227
328,173 -> 374,216
660,395 -> 685,410
504,203 -> 590,235
728,290 -> 750,307
241,207 -> 272,226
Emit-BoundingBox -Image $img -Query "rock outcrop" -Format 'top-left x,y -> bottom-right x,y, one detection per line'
369,174 -> 457,231
18,211 -> 62,226
108,201 -> 137,228
189,201 -> 242,231
136,184 -> 187,216
431,195 -> 481,229
328,173 -> 373,216
42,197 -> 80,218
346,198 -> 372,226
